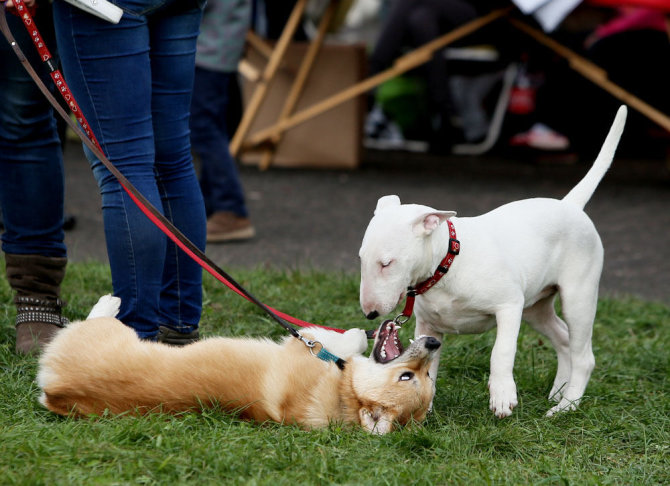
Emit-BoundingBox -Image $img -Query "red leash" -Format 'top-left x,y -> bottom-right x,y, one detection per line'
0,0 -> 347,337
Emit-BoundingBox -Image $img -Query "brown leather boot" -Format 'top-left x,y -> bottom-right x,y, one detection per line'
5,253 -> 69,355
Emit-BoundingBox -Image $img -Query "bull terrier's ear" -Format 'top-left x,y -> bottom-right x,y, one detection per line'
413,211 -> 457,236
374,195 -> 401,214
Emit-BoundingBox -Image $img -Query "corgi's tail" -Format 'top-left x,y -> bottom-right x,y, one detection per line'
563,105 -> 627,209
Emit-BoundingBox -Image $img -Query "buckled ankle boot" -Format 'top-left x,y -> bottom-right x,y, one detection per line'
4,253 -> 69,355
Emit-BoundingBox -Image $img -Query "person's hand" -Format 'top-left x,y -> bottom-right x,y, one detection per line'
2,0 -> 38,8
2,0 -> 37,16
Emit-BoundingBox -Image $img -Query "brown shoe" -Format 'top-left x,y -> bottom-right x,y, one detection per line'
16,322 -> 64,356
206,211 -> 255,243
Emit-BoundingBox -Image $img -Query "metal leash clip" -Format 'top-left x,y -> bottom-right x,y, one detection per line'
297,332 -> 344,368
297,332 -> 320,355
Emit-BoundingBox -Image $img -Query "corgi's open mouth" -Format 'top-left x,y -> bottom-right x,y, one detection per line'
373,320 -> 404,363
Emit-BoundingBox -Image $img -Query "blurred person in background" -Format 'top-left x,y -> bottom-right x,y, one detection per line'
191,0 -> 255,243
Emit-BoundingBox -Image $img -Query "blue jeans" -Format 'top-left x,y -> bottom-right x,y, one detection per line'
0,6 -> 66,258
53,0 -> 207,338
190,68 -> 248,217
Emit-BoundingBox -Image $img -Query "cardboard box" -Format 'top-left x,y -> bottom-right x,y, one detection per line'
240,42 -> 366,169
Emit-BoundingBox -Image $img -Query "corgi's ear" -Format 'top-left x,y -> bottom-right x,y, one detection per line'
413,211 -> 457,236
359,407 -> 395,435
374,195 -> 400,215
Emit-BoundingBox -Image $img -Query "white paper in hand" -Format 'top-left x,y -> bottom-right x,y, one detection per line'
61,0 -> 123,24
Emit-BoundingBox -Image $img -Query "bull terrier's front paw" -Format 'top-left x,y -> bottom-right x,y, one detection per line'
488,378 -> 518,418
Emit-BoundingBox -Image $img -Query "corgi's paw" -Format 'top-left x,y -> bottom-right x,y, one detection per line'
87,294 -> 121,319
341,328 -> 369,356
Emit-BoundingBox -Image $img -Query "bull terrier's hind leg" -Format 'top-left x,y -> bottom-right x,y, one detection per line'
523,294 -> 571,402
545,284 -> 597,417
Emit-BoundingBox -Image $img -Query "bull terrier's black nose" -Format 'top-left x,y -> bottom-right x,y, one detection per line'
425,337 -> 441,350
366,311 -> 379,320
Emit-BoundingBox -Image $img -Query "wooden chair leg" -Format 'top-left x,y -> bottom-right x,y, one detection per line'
241,7 -> 511,151
245,30 -> 275,61
229,0 -> 309,157
258,0 -> 338,170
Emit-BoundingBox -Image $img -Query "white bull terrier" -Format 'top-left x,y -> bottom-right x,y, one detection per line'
359,106 -> 627,418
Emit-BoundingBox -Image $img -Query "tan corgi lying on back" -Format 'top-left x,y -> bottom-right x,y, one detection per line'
38,296 -> 440,434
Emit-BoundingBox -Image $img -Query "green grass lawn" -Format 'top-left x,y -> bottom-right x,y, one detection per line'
1,262 -> 668,485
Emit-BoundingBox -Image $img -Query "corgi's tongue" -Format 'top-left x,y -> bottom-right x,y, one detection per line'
373,321 -> 404,363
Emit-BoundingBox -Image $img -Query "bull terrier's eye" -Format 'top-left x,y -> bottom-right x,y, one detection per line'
380,260 -> 392,268
399,372 -> 414,381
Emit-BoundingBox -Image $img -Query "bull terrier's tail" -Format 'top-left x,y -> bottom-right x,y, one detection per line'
563,105 -> 627,209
